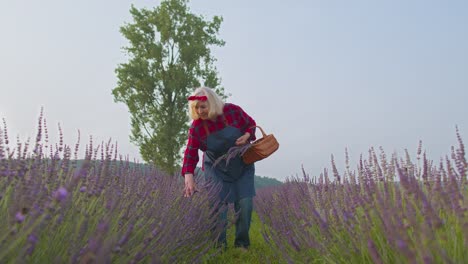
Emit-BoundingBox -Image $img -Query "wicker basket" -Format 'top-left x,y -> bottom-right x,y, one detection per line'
242,126 -> 279,164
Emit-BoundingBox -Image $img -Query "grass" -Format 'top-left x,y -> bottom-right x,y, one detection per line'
203,211 -> 286,264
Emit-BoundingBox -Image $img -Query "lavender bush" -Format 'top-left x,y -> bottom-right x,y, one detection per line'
0,112 -> 224,263
255,130 -> 467,264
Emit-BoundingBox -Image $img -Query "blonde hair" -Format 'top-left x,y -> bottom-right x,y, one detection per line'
188,87 -> 225,120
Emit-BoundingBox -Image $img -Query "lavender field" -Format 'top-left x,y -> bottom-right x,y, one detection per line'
255,132 -> 468,263
1,113 -> 467,263
0,114 -> 225,263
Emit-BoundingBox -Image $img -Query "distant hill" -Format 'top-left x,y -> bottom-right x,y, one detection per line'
194,167 -> 282,190
71,160 -> 282,190
254,175 -> 283,189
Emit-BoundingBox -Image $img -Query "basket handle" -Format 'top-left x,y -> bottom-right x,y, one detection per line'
248,126 -> 268,138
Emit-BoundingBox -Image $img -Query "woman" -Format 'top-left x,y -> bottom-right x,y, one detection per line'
182,86 -> 257,249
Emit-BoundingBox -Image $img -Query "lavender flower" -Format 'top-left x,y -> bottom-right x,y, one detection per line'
53,187 -> 68,202
25,233 -> 39,256
15,212 -> 26,223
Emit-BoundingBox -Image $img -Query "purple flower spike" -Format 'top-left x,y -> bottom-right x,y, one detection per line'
26,233 -> 39,256
396,239 -> 407,249
28,233 -> 38,244
54,187 -> 68,201
80,186 -> 87,192
15,212 -> 26,223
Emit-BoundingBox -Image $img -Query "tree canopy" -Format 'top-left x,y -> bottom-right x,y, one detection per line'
113,0 -> 225,174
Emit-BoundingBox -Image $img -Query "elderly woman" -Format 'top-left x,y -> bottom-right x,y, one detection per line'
182,86 -> 257,249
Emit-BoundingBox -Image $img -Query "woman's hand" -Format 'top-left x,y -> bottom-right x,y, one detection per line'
184,173 -> 198,197
235,132 -> 251,146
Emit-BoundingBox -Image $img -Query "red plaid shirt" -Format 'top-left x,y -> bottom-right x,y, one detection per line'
181,103 -> 257,176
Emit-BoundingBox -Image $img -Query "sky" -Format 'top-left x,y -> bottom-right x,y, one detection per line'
0,0 -> 467,181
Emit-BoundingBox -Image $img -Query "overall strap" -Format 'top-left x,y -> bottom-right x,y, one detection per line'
203,120 -> 210,136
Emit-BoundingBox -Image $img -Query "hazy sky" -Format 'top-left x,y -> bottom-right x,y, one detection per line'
1,0 -> 467,181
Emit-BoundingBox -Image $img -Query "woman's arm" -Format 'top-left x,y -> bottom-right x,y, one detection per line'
183,173 -> 198,197
181,124 -> 200,176
181,124 -> 200,197
237,104 -> 257,141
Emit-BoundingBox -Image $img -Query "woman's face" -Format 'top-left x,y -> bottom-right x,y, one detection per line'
195,101 -> 209,120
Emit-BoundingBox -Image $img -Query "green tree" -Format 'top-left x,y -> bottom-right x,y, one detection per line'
113,0 -> 225,174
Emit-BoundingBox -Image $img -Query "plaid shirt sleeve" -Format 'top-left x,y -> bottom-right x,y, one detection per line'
181,122 -> 200,177
225,103 -> 257,141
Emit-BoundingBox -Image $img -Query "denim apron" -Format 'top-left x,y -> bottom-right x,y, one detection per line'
203,117 -> 255,203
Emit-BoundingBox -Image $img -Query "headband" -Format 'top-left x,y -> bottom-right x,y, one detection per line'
187,95 -> 208,101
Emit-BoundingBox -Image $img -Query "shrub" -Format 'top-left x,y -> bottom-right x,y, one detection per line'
255,129 -> 467,264
0,112 -> 224,263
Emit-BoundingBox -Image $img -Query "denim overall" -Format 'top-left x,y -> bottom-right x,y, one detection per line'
203,117 -> 255,248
